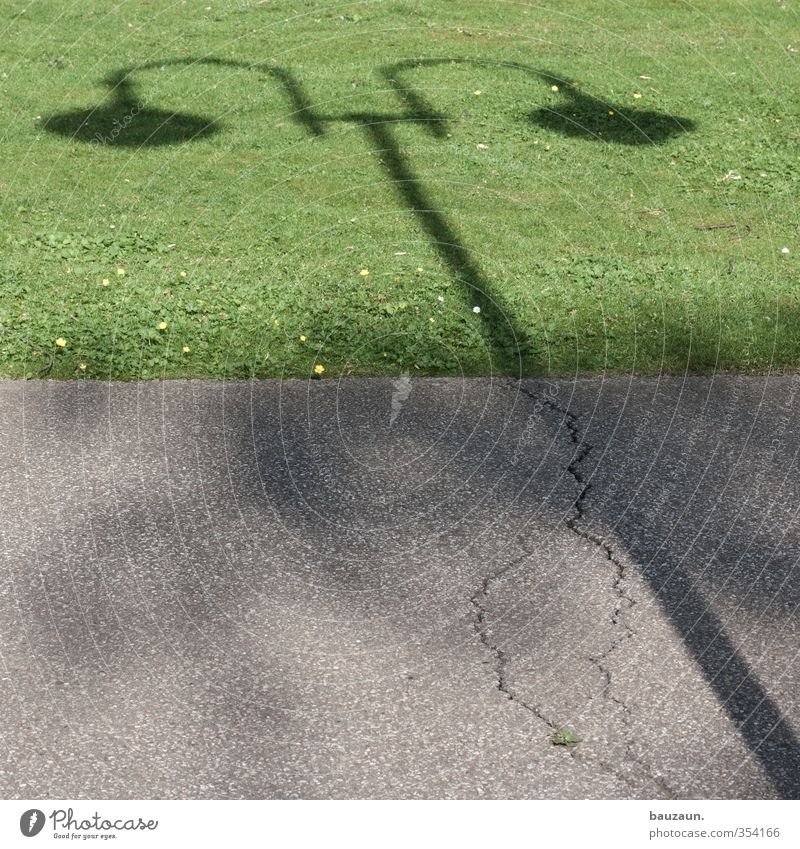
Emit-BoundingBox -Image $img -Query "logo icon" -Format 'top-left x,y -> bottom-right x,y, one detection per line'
20,809 -> 45,837
390,372 -> 412,428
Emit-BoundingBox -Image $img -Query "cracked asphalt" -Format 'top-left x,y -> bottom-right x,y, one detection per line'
0,376 -> 798,799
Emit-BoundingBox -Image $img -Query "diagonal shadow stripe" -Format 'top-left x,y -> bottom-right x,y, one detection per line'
652,563 -> 800,797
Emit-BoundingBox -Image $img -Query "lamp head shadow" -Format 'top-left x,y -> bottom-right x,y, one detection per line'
531,71 -> 695,145
42,76 -> 219,147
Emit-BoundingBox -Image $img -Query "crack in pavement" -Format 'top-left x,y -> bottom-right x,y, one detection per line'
470,558 -> 655,793
470,551 -> 557,732
466,380 -> 676,794
514,381 -> 682,797
514,381 -> 636,658
469,382 -> 636,726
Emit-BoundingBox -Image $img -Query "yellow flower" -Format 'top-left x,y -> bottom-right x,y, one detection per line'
473,90 -> 482,96
102,278 -> 110,286
180,271 -> 187,278
55,337 -> 67,348
78,363 -> 86,371
608,110 -> 615,115
158,321 -> 168,330
314,364 -> 325,375
633,92 -> 642,99
116,267 -> 125,277
359,268 -> 369,277
416,267 -> 424,273
182,345 -> 191,353
299,335 -> 307,342
550,84 -> 559,92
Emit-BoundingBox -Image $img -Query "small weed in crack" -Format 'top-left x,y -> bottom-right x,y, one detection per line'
551,728 -> 582,748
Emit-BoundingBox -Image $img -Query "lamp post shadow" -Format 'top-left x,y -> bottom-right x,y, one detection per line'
40,56 -> 800,799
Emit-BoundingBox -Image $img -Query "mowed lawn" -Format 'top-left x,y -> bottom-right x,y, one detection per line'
0,0 -> 798,379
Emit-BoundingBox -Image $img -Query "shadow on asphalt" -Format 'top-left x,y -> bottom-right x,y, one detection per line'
3,377 -> 799,797
241,377 -> 800,798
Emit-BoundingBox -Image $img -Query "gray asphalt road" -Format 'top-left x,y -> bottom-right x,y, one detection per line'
0,376 -> 797,799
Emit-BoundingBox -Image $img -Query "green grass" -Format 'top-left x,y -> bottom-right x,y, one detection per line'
1,0 -> 798,379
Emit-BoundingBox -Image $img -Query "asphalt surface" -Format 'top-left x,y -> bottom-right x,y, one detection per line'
0,376 -> 797,799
